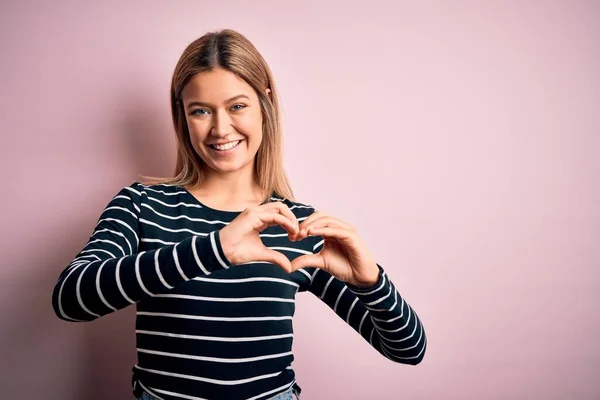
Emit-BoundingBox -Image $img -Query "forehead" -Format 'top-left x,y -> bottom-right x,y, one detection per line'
182,68 -> 255,100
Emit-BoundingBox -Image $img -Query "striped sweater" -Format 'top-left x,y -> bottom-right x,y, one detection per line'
52,182 -> 427,400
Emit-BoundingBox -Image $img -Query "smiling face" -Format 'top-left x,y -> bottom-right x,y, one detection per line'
181,67 -> 267,180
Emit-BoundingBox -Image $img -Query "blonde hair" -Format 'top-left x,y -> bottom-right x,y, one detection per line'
139,29 -> 295,202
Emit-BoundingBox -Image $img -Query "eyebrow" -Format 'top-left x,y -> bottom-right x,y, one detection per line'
185,94 -> 251,109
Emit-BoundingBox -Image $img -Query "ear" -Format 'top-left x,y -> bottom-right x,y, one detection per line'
266,88 -> 271,96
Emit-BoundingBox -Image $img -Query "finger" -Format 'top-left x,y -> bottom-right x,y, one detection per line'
260,203 -> 299,238
257,211 -> 299,237
299,217 -> 353,240
273,203 -> 300,238
312,216 -> 353,230
264,202 -> 299,228
261,213 -> 298,238
298,209 -> 324,230
290,254 -> 325,272
305,226 -> 354,243
258,247 -> 293,273
296,213 -> 329,240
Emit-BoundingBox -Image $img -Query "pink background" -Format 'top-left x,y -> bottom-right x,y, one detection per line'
1,1 -> 599,399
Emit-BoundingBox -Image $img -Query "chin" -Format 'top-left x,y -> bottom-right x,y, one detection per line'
207,158 -> 256,174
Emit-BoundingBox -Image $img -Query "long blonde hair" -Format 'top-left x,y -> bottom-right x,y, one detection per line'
140,29 -> 295,202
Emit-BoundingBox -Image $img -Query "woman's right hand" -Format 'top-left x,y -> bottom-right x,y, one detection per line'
219,202 -> 300,272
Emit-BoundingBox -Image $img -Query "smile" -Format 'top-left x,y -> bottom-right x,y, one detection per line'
208,139 -> 243,155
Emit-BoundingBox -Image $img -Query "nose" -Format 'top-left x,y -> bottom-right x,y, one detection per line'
210,109 -> 234,137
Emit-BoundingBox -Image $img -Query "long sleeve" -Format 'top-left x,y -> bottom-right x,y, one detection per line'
51,182 -> 232,323
305,234 -> 427,365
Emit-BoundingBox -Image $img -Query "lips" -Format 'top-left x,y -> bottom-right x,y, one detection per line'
207,139 -> 243,155
208,138 -> 244,148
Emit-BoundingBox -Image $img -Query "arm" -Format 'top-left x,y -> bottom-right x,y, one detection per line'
305,234 -> 427,365
51,182 -> 232,323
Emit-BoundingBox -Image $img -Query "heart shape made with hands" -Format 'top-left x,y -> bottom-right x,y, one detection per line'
285,211 -> 380,288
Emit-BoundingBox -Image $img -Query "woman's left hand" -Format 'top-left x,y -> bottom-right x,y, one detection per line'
290,211 -> 380,288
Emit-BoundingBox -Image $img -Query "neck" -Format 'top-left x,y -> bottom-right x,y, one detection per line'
188,166 -> 268,207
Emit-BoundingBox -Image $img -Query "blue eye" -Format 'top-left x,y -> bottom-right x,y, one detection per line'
190,104 -> 246,116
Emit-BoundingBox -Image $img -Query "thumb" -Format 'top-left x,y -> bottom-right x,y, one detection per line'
291,254 -> 325,272
257,247 -> 293,273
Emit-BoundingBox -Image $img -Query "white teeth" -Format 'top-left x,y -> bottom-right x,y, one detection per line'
212,140 -> 241,151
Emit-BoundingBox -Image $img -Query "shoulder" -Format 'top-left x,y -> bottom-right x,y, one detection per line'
114,181 -> 187,207
122,181 -> 187,197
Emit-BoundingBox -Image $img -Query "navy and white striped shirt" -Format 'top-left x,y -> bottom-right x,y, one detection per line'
52,182 -> 427,399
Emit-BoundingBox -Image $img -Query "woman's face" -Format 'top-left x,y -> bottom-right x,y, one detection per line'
181,67 -> 267,178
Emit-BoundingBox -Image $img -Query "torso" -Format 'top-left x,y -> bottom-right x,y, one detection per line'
183,185 -> 271,212
132,182 -> 316,399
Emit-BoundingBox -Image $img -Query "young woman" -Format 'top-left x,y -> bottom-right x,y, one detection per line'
52,29 -> 427,400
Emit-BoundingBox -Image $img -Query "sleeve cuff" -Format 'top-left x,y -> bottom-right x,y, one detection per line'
211,230 -> 233,268
190,230 -> 233,275
347,263 -> 385,293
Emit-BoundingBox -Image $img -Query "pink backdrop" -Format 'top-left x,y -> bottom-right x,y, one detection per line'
1,1 -> 599,399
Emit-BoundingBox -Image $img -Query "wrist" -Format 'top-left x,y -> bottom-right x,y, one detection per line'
350,264 -> 381,289
216,227 -> 235,266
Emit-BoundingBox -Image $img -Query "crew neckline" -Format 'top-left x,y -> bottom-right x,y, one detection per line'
177,185 -> 274,219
